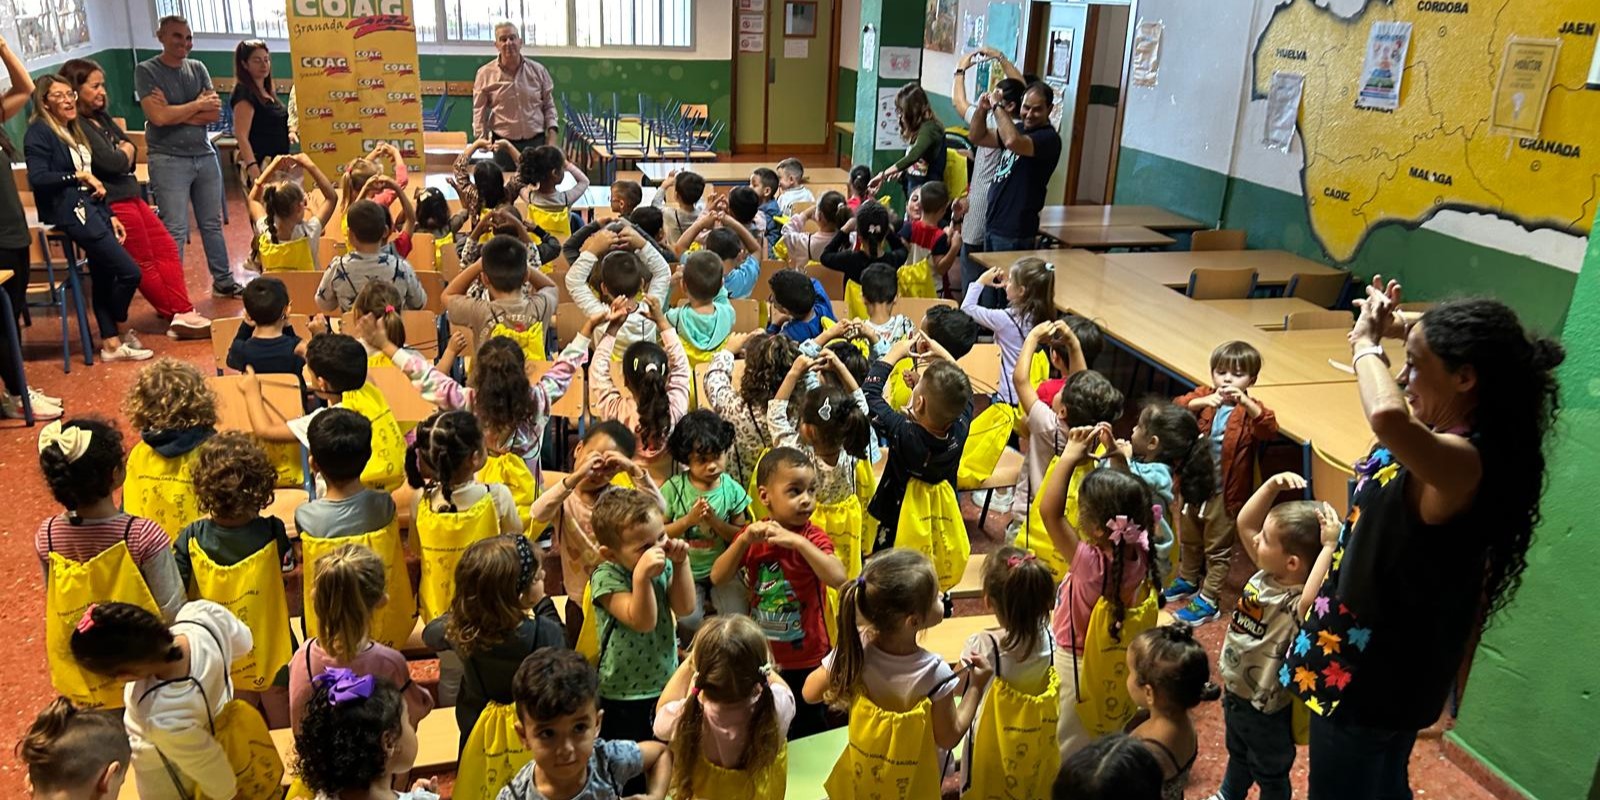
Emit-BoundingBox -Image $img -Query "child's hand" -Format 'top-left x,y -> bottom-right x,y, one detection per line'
1316,502 -> 1342,548
293,152 -> 317,170
616,454 -> 649,483
1195,392 -> 1226,409
238,365 -> 261,396
1027,321 -> 1056,342
765,529 -> 803,550
636,546 -> 668,582
568,452 -> 605,485
662,537 -> 690,566
982,267 -> 1008,289
308,314 -> 331,336
1062,425 -> 1098,464
584,229 -> 618,255
962,651 -> 995,687
1217,386 -> 1247,405
351,313 -> 390,350
410,777 -> 439,795
1267,472 -> 1308,493
788,354 -> 815,377
641,294 -> 667,326
446,329 -> 470,354
884,335 -> 916,364
607,295 -> 634,324
1112,437 -> 1134,463
724,330 -> 756,355
619,223 -> 649,251
818,348 -> 847,377
768,304 -> 793,327
686,497 -> 711,524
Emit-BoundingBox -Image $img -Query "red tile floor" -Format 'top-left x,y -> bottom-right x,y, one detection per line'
0,197 -> 1499,798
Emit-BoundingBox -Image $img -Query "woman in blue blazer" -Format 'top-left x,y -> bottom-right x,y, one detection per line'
25,75 -> 150,362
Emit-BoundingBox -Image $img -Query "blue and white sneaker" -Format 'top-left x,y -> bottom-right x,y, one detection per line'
1162,577 -> 1199,606
1175,595 -> 1221,626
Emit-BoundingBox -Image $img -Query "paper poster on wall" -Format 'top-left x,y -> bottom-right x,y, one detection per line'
739,33 -> 764,53
738,0 -> 765,10
875,87 -> 903,150
1489,37 -> 1560,138
861,24 -> 877,72
924,0 -> 957,53
881,47 -> 922,80
739,14 -> 765,34
784,38 -> 809,58
1047,29 -> 1073,80
1263,71 -> 1304,152
1355,21 -> 1411,110
1130,20 -> 1163,87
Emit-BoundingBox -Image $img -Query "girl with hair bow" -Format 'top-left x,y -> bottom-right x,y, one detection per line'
294,667 -> 441,800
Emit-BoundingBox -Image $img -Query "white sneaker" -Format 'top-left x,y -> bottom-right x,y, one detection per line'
2,393 -> 62,420
167,312 -> 212,340
101,342 -> 154,362
27,388 -> 62,414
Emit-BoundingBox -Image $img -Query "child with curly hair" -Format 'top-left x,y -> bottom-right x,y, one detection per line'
293,671 -> 440,800
704,331 -> 800,491
122,358 -> 218,541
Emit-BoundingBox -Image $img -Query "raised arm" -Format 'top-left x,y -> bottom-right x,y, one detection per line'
1014,323 -> 1050,414
1236,472 -> 1305,569
672,211 -> 716,258
299,154 -> 341,230
992,102 -> 1035,156
1040,425 -> 1102,563
722,214 -> 764,261
1299,504 -> 1342,619
0,34 -> 34,122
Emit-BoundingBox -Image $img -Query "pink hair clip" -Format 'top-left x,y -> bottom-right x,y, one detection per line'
384,304 -> 396,314
1006,553 -> 1037,568
1107,515 -> 1149,552
75,604 -> 97,634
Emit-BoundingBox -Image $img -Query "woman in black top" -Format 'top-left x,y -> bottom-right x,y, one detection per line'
1284,279 -> 1563,799
0,33 -> 58,420
231,39 -> 291,185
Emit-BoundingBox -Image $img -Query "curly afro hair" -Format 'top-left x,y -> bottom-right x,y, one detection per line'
667,409 -> 736,466
294,677 -> 405,795
192,432 -> 277,522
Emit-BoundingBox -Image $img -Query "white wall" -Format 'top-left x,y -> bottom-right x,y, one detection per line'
841,0 -> 861,70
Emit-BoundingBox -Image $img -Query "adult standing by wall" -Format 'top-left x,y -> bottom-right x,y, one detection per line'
25,76 -> 151,363
471,22 -> 558,171
968,81 -> 1061,253
951,47 -> 1023,296
230,39 -> 291,187
1284,280 -> 1563,798
136,15 -> 239,298
869,82 -> 946,200
62,58 -> 211,341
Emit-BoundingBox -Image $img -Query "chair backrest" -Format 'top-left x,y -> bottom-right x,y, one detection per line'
895,297 -> 958,323
955,343 -> 1004,396
529,359 -> 587,421
693,358 -> 746,410
831,300 -> 847,320
409,233 -> 436,271
1311,443 -> 1357,518
553,301 -> 589,348
274,271 -> 324,313
730,298 -> 761,333
210,314 -> 312,373
755,260 -> 790,297
414,270 -> 446,314
423,130 -> 467,147
1284,309 -> 1355,331
805,263 -> 846,303
1191,229 -> 1247,251
1186,268 -> 1257,300
1285,271 -> 1350,308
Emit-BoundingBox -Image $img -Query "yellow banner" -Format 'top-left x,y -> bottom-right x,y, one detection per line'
286,0 -> 425,180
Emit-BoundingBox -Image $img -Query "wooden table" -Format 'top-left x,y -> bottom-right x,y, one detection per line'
638,161 -> 852,186
1251,382 -> 1376,471
1036,205 -> 1207,232
1039,224 -> 1174,250
1203,297 -> 1331,330
1269,329 -> 1403,378
1102,249 -> 1342,289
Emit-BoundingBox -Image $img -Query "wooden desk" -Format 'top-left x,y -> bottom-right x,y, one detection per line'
1037,205 -> 1207,232
1039,224 -> 1174,250
1268,329 -> 1403,380
1251,382 -> 1376,470
210,373 -> 305,433
367,364 -> 437,424
639,162 -> 852,186
1102,249 -> 1342,289
1203,298 -> 1330,330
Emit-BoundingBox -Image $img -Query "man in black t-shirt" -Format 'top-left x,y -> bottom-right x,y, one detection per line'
969,81 -> 1063,252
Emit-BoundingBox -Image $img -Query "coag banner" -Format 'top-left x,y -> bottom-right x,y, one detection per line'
286,0 -> 425,180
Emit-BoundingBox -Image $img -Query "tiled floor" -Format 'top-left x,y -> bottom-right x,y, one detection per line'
0,195 -> 1497,798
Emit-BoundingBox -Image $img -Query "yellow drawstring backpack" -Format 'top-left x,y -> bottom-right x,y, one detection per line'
479,451 -> 536,533
124,442 -> 204,542
1074,584 -> 1159,737
257,233 -> 315,272
339,384 -> 408,492
186,540 -> 293,692
689,747 -> 789,800
957,403 -> 1021,490
44,519 -> 160,708
300,519 -> 417,649
825,688 -> 948,799
962,633 -> 1060,800
897,478 -> 970,592
415,492 -> 502,620
453,695 -> 531,800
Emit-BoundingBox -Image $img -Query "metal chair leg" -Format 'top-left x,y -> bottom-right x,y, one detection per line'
0,287 -> 33,425
58,239 -> 95,365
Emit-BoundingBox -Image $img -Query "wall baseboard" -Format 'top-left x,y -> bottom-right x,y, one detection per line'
1442,736 -> 1533,800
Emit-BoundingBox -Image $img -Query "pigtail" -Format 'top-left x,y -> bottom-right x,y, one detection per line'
668,687 -> 709,800
352,281 -> 407,349
262,185 -> 282,243
622,341 -> 672,452
404,413 -> 435,490
746,674 -> 783,776
1104,544 -> 1128,643
824,577 -> 867,710
838,404 -> 871,461
413,410 -> 484,514
983,546 -> 1054,659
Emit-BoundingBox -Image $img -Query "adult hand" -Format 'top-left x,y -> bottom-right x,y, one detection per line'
197,89 -> 221,113
111,216 -> 127,244
1349,275 -> 1401,347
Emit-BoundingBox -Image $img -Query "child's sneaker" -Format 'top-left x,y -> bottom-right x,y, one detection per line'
1162,577 -> 1199,606
1175,595 -> 1221,626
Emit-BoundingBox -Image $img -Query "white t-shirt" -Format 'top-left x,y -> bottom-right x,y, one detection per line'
822,641 -> 957,711
959,624 -> 1053,696
254,214 -> 325,265
412,481 -> 522,536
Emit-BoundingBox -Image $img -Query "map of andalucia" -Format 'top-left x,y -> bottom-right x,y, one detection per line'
1254,0 -> 1599,262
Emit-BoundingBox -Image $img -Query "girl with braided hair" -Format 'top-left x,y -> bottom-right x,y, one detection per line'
246,153 -> 337,273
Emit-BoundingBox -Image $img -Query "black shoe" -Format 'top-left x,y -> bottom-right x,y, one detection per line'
212,283 -> 246,298
943,592 -> 954,619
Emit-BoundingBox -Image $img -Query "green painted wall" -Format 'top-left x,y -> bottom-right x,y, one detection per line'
1115,146 -> 1577,333
837,66 -> 856,134
1448,206 -> 1600,800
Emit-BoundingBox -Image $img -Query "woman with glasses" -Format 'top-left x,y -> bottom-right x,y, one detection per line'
24,74 -> 151,362
231,39 -> 291,186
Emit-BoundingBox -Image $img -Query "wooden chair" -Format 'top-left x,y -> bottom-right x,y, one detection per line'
694,358 -> 744,410
755,260 -> 791,297
1186,268 -> 1258,300
274,271 -> 324,314
554,302 -> 590,348
831,300 -> 848,320
950,554 -> 987,600
414,270 -> 446,314
1284,309 -> 1355,331
1285,271 -> 1350,308
730,298 -> 762,333
969,446 -> 1025,529
806,263 -> 846,303
896,297 -> 958,322
955,343 -> 1004,396
1191,229 -> 1247,251
209,314 -> 312,374
409,233 -> 436,271
1311,443 -> 1357,518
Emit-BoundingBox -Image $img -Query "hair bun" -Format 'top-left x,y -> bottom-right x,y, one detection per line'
1530,337 -> 1565,372
1200,681 -> 1223,702
1163,621 -> 1196,642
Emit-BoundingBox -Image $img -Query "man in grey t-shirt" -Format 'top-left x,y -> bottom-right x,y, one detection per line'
137,15 -> 238,296
951,47 -> 1024,301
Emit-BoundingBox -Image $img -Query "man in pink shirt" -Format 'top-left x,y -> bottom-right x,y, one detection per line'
472,22 -> 558,170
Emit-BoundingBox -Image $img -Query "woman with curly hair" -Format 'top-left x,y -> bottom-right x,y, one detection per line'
1284,281 -> 1565,799
122,358 -> 218,541
293,670 -> 439,800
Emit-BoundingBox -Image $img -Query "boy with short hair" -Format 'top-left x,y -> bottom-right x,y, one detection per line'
898,181 -> 961,297
724,186 -> 769,258
766,269 -> 835,343
865,336 -> 972,552
664,251 -> 736,365
652,170 -> 706,244
1212,473 -> 1338,800
775,158 -> 815,216
682,218 -> 762,300
441,233 -> 559,351
566,221 -> 673,355
315,198 -> 426,312
749,168 -> 782,250
293,408 -> 398,538
1169,341 -> 1280,624
501,648 -> 671,800
561,205 -> 678,266
710,447 -> 845,739
227,276 -> 304,376
610,179 -> 645,216
589,487 -> 696,743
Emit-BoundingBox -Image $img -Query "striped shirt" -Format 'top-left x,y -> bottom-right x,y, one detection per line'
34,513 -> 171,566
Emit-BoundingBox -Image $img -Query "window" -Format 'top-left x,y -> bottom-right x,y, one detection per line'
442,0 -> 567,46
153,0 -> 287,39
7,0 -> 90,58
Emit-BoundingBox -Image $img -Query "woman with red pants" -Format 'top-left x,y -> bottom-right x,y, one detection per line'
59,58 -> 210,339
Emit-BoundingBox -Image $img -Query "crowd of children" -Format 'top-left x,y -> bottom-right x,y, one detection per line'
24,143 -> 1357,800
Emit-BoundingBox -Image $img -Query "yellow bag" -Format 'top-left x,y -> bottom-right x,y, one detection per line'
943,148 -> 969,200
201,700 -> 286,800
340,384 -> 407,492
366,351 -> 393,370
526,204 -> 573,242
743,446 -> 773,522
897,258 -> 938,299
187,540 -> 292,692
301,521 -> 417,650
896,478 -> 970,592
690,746 -> 788,800
45,531 -> 159,709
824,693 -> 943,800
844,280 -> 868,322
855,460 -> 881,559
887,358 -> 915,413
963,666 -> 1060,800
417,493 -> 501,619
1021,447 -> 1102,583
814,492 -> 863,645
453,701 -> 530,800
257,233 -> 315,272
489,319 -> 548,363
263,440 -> 305,489
1076,585 -> 1158,737
574,582 -> 600,665
479,452 -> 536,533
957,403 -> 1020,490
1029,349 -> 1051,389
124,442 -> 204,542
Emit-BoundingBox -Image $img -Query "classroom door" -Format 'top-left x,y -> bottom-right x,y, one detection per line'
732,0 -> 838,154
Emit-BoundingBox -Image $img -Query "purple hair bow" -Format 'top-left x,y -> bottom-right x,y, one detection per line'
313,667 -> 375,706
1107,515 -> 1149,552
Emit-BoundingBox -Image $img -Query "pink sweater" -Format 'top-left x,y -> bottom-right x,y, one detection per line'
589,328 -> 692,463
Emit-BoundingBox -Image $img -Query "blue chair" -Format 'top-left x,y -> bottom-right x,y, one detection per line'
25,227 -> 95,371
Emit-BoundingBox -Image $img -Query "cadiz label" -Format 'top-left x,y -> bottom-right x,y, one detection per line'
301,55 -> 350,75
1323,187 -> 1351,201
1517,138 -> 1582,158
293,0 -> 405,16
1558,21 -> 1595,36
1417,0 -> 1468,12
1275,48 -> 1308,60
1408,166 -> 1453,185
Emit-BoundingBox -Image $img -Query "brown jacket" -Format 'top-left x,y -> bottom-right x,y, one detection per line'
1173,386 -> 1279,516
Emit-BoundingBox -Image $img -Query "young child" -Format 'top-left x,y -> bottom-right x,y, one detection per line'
566,222 -> 673,355
662,410 -> 751,640
654,615 -> 793,799
450,140 -> 519,222
518,144 -> 591,241
443,234 -> 559,358
967,257 -> 1056,405
247,153 -> 338,273
227,277 -> 304,376
122,358 -> 217,542
1014,321 -> 1092,542
1039,437 -> 1162,760
777,190 -> 849,269
712,448 -> 847,739
588,487 -> 696,743
704,332 -> 800,491
315,199 -> 426,312
500,648 -> 671,800
36,419 -> 184,708
174,433 -> 295,702
766,269 -> 835,343
1108,402 -> 1217,595
69,600 -> 258,800
898,181 -> 961,298
845,165 -> 872,212
411,185 -> 466,262
1126,624 -> 1215,800
19,697 -> 132,799
1053,733 -> 1166,800
854,263 -> 916,349
611,179 -> 644,216
775,158 -> 815,216
351,280 -> 410,368
821,200 -> 908,320
666,251 -> 736,368
424,536 -> 564,799
591,295 -> 692,471
653,169 -> 707,244
1020,369 -> 1124,581
961,546 -> 1059,800
724,186 -> 768,258
1212,473 -> 1337,800
802,549 -> 993,798
1168,342 -> 1280,624
295,671 -> 440,800
749,167 -> 781,250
